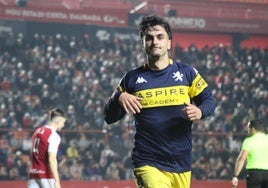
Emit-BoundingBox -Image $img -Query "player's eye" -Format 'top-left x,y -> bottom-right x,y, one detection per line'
145,35 -> 153,41
157,34 -> 165,40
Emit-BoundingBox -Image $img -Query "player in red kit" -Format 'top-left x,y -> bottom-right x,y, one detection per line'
27,108 -> 67,188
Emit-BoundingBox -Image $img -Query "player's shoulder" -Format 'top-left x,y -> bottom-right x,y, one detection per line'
172,59 -> 195,71
124,64 -> 147,77
172,59 -> 198,78
40,125 -> 54,133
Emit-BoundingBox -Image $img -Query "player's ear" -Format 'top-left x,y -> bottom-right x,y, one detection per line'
167,39 -> 171,50
141,38 -> 146,50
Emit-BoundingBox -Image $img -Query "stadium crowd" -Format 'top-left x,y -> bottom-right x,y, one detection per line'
0,31 -> 267,181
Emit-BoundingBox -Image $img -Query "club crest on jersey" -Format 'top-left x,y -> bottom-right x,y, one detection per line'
136,77 -> 147,84
173,71 -> 183,81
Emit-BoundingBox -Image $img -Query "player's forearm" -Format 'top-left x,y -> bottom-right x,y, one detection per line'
49,154 -> 61,183
104,91 -> 125,124
234,157 -> 245,177
195,89 -> 216,118
234,150 -> 247,177
50,163 -> 60,183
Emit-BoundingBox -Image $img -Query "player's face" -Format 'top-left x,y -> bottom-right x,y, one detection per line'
56,117 -> 66,131
142,25 -> 171,59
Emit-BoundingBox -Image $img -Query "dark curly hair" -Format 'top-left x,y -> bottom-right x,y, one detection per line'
139,15 -> 172,40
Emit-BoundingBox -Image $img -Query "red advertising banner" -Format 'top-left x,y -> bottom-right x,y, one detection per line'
167,16 -> 268,35
1,4 -> 268,34
128,13 -> 268,35
0,180 -> 246,188
0,6 -> 128,27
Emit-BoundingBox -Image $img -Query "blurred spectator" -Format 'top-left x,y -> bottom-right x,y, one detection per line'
0,166 -> 9,180
69,159 -> 83,180
66,139 -> 80,160
105,162 -> 120,180
77,133 -> 90,152
99,145 -> 117,168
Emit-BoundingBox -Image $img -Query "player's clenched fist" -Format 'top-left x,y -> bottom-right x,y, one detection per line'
181,102 -> 202,121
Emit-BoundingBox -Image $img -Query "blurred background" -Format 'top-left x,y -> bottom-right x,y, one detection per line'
0,0 -> 267,187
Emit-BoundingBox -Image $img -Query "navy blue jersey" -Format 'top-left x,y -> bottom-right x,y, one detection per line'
104,59 -> 216,172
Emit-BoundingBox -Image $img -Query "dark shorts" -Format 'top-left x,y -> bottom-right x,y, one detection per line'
246,169 -> 268,188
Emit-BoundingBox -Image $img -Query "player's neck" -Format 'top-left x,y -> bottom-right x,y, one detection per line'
147,56 -> 169,70
47,122 -> 58,131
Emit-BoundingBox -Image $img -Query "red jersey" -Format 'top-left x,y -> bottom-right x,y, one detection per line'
29,125 -> 61,179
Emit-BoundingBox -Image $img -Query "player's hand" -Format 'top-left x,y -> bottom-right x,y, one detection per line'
119,92 -> 142,114
55,181 -> 61,188
231,177 -> 238,188
181,102 -> 202,121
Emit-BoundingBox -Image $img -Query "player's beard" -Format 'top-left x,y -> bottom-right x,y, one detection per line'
149,53 -> 161,60
147,48 -> 162,59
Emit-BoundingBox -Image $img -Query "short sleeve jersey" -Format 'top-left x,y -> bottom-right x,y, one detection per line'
29,125 -> 61,179
242,132 -> 268,170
